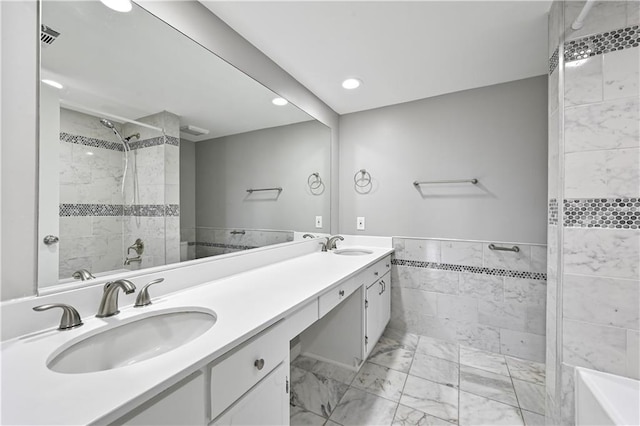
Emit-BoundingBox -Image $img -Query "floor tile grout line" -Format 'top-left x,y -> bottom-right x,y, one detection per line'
505,356 -> 526,423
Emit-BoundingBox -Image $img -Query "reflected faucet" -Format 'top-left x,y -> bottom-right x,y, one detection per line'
303,234 -> 316,239
96,279 -> 136,318
326,235 -> 344,250
72,269 -> 95,281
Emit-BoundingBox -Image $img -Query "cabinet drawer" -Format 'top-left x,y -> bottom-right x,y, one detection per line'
362,256 -> 392,286
209,322 -> 288,421
318,277 -> 361,318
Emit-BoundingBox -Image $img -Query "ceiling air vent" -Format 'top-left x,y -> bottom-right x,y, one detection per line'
180,125 -> 210,137
41,25 -> 60,46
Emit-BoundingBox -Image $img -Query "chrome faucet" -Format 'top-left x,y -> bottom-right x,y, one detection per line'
72,269 -> 95,281
96,279 -> 136,318
124,256 -> 142,266
326,235 -> 344,250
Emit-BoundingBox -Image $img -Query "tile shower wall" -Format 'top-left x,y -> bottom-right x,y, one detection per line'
390,237 -> 547,363
547,1 -> 639,424
58,109 -> 180,278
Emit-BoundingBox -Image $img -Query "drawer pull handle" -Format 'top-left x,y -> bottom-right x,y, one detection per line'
386,263 -> 390,268
254,358 -> 265,370
374,271 -> 379,276
339,290 -> 345,297
379,282 -> 384,295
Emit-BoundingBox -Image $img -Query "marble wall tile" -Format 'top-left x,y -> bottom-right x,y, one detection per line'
564,56 -> 603,107
436,294 -> 478,323
459,346 -> 509,376
499,329 -> 545,363
418,268 -> 459,295
548,0 -> 563,56
603,47 -> 640,100
455,322 -> 501,354
548,111 -> 559,199
393,238 -> 441,262
549,64 -> 559,116
505,356 -> 545,386
59,236 -> 108,259
92,252 -> 124,273
512,379 -> 545,415
92,216 -> 122,236
482,244 -> 531,272
563,319 -> 627,375
504,278 -> 546,309
60,216 -> 92,238
563,228 -> 640,280
529,246 -> 547,273
392,404 -> 452,426
391,287 -> 437,317
400,375 -> 459,423
329,387 -> 397,426
563,274 -> 639,330
629,0 -> 640,26
627,330 -> 640,379
458,391 -> 524,426
59,256 -> 92,279
440,241 -> 483,267
565,98 -> 640,152
165,184 -> 180,205
478,301 -> 545,335
389,303 -> 435,337
458,273 -> 503,302
564,1 -> 627,41
560,364 -> 575,425
165,144 -> 180,185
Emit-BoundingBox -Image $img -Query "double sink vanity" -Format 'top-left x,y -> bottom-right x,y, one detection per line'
1,238 -> 392,425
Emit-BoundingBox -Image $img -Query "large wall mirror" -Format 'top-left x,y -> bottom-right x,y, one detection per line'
38,1 -> 331,289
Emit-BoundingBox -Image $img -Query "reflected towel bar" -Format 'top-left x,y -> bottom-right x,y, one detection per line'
246,187 -> 282,193
488,243 -> 520,253
230,230 -> 245,235
413,179 -> 478,186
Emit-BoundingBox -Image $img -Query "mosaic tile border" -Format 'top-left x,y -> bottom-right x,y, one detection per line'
549,198 -> 559,226
565,26 -> 639,62
564,198 -> 639,229
549,47 -> 559,74
61,133 -> 178,151
391,258 -> 547,281
195,242 -> 258,251
60,203 -> 179,217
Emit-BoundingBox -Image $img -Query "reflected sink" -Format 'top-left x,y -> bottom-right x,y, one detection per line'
332,248 -> 374,256
48,308 -> 216,374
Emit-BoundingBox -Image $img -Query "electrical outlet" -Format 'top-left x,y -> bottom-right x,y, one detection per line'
315,216 -> 322,228
357,216 -> 365,230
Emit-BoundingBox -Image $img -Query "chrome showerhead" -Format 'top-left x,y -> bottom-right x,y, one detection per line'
100,118 -> 126,143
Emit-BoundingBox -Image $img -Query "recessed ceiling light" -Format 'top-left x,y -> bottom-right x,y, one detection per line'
342,78 -> 361,90
100,0 -> 132,12
272,97 -> 288,106
41,79 -> 63,89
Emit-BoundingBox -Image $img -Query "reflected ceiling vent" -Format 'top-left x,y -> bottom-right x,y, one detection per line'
180,125 -> 210,137
41,25 -> 61,46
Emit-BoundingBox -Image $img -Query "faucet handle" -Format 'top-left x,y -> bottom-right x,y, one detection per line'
33,303 -> 83,330
134,278 -> 164,307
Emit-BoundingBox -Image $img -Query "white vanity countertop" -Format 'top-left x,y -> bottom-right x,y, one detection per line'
1,246 -> 393,425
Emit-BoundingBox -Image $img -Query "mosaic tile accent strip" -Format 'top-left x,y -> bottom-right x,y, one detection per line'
60,132 -> 123,151
565,26 -> 639,62
549,198 -> 559,226
391,259 -> 547,281
60,203 -> 180,217
61,133 -> 179,152
195,242 -> 258,251
564,198 -> 639,229
549,47 -> 559,74
60,203 -> 123,217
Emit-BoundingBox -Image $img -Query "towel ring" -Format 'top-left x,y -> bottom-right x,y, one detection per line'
308,172 -> 323,190
354,169 -> 372,188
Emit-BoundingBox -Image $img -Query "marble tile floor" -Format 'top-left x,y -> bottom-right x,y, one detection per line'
290,328 -> 545,426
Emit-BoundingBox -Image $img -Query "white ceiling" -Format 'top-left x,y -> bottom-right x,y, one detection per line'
41,1 -> 313,141
202,1 -> 552,115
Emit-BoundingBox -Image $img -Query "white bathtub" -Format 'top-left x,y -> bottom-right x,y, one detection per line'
575,367 -> 640,425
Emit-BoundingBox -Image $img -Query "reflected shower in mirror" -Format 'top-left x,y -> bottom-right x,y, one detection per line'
38,1 -> 330,290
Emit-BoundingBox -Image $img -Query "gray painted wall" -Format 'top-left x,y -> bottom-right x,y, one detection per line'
195,121 -> 330,232
338,76 -> 548,244
180,139 -> 197,231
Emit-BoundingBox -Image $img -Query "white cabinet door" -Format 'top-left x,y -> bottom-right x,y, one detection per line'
365,272 -> 391,357
212,360 -> 289,426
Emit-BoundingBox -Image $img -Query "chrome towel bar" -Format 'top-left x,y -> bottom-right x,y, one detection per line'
488,243 -> 520,253
246,187 -> 282,193
414,178 -> 478,186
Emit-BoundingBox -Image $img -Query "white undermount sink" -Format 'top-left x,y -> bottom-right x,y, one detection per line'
47,308 -> 216,374
332,248 -> 374,256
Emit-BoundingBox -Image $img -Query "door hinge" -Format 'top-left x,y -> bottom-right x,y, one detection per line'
365,336 -> 368,345
286,376 -> 289,394
365,299 -> 368,309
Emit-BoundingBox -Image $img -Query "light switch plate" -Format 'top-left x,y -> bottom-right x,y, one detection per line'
356,216 -> 365,230
315,216 -> 322,228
